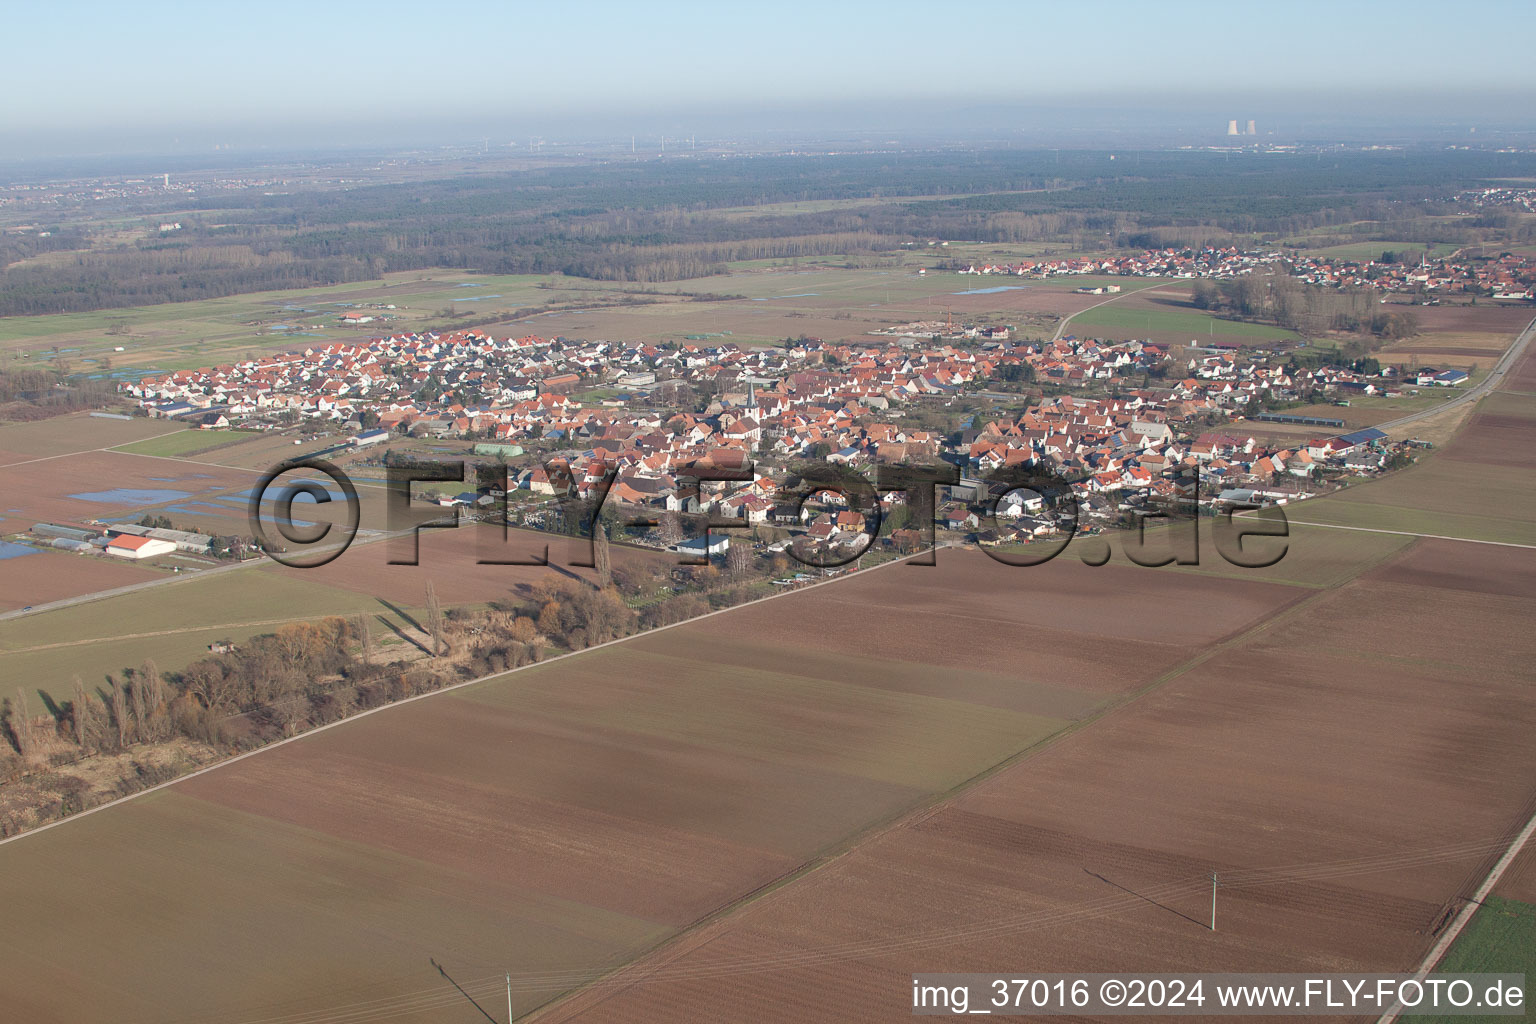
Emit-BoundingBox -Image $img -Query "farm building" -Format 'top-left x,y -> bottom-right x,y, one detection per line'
32,522 -> 105,544
109,524 -> 214,555
106,535 -> 176,559
670,535 -> 730,557
148,402 -> 196,419
350,429 -> 390,447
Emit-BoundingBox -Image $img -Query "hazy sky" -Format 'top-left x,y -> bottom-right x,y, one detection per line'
4,0 -> 1534,149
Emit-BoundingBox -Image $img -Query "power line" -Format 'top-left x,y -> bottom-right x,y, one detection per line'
195,830 -> 1520,1024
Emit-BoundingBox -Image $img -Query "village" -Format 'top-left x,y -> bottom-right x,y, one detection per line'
953,243 -> 1536,298
105,307 -> 1453,563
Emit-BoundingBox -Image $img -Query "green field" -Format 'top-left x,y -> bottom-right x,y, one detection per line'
1416,896 -> 1535,1024
0,570 -> 406,701
1296,240 -> 1463,262
1068,303 -> 1304,343
109,428 -> 260,458
992,516 -> 1411,590
1109,519 -> 1413,588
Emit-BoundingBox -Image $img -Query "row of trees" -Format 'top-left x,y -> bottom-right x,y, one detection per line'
4,658 -> 177,763
1189,276 -> 1422,342
0,366 -> 116,421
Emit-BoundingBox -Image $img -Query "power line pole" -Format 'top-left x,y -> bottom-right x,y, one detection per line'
1210,872 -> 1219,931
507,971 -> 513,1023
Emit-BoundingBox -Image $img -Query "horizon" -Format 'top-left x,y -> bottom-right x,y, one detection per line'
5,0 -> 1536,161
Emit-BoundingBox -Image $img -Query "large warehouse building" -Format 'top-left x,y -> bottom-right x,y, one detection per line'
105,535 -> 177,560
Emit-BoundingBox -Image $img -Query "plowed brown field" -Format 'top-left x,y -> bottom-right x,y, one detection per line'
534,541 -> 1536,1024
0,551 -> 1305,1024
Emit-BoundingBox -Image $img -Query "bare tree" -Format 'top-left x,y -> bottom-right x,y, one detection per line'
72,676 -> 92,751
129,671 -> 149,743
659,511 -> 683,547
141,659 -> 167,741
10,688 -> 33,759
425,580 -> 445,657
355,613 -> 374,664
594,521 -> 611,587
110,675 -> 129,747
272,623 -> 313,672
727,539 -> 752,581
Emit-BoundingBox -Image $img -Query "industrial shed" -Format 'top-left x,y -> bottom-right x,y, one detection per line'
106,535 -> 177,560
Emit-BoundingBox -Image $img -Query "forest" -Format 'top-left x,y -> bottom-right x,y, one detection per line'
3,148 -> 1534,315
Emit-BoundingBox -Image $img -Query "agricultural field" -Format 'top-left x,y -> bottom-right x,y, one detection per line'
108,427 -> 262,458
1295,240 -> 1463,262
0,257 -> 1069,371
1066,288 -> 1305,347
1375,303 -> 1535,367
0,412 -> 180,463
0,546 -> 161,612
1415,897 -> 1535,1024
0,547 -> 1310,1024
1056,517 -> 1415,590
0,255 -> 1170,372
0,521 -> 660,704
0,448 -> 261,536
0,271 -> 587,372
532,539 -> 1536,1024
1284,386 -> 1536,546
0,569 -> 393,702
0,515 -> 672,709
261,522 -> 673,610
488,266 -> 1110,346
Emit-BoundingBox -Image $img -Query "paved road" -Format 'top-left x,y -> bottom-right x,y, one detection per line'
1374,312 -> 1536,434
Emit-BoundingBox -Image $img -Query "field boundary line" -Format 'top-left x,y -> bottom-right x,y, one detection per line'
1376,803 -> 1536,1024
0,443 -> 116,469
0,544 -> 924,852
1281,519 -> 1536,549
